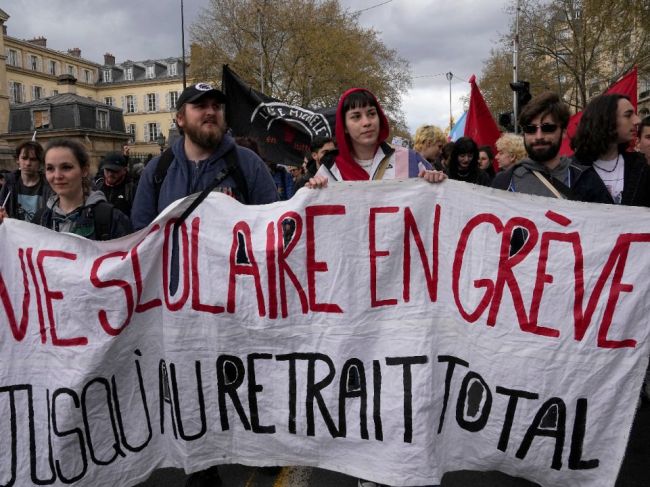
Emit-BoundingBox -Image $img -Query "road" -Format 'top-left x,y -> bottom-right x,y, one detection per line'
137,400 -> 649,487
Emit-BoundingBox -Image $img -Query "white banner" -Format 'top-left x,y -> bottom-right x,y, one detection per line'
0,179 -> 648,487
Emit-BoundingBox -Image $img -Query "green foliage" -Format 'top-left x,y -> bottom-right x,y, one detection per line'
480,0 -> 649,115
190,0 -> 411,128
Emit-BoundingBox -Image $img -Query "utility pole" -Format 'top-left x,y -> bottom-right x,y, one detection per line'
513,0 -> 520,133
446,72 -> 453,133
181,0 -> 187,89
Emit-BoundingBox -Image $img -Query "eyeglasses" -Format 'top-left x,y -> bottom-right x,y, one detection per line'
522,123 -> 558,134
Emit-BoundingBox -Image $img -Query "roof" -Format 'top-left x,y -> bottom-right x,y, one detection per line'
13,92 -> 120,110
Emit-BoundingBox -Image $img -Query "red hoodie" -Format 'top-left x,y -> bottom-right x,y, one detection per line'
334,88 -> 390,181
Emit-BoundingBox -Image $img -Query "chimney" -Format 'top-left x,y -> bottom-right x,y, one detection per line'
104,53 -> 115,66
57,74 -> 77,94
67,48 -> 81,58
27,36 -> 47,48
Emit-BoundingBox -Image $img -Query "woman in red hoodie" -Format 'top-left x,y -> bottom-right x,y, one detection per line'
308,88 -> 446,186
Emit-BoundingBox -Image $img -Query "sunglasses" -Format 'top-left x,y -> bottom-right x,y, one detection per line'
522,123 -> 558,134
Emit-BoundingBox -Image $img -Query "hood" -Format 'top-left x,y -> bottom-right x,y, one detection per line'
518,156 -> 573,179
47,190 -> 107,213
334,88 -> 390,181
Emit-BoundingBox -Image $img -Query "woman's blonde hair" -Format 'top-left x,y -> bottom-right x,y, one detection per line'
495,133 -> 526,163
413,124 -> 446,153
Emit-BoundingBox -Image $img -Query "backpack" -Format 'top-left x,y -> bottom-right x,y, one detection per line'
153,147 -> 249,206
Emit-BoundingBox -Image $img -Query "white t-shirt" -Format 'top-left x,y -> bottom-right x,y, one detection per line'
593,155 -> 624,204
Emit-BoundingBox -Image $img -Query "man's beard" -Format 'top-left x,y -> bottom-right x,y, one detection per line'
184,118 -> 226,150
525,137 -> 561,163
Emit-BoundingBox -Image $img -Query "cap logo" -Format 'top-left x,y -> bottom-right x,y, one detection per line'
195,83 -> 214,91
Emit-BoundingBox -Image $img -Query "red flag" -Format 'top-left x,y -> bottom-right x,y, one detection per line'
464,75 -> 501,170
560,66 -> 638,156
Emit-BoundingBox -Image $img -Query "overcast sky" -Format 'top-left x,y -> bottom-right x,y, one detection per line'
4,0 -> 513,134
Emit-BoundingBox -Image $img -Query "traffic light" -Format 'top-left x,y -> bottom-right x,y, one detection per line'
510,81 -> 532,111
498,112 -> 515,132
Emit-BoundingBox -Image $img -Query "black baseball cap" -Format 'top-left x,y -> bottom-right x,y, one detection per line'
176,82 -> 227,111
102,152 -> 128,171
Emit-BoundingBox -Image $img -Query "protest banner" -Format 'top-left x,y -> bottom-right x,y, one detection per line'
0,179 -> 648,486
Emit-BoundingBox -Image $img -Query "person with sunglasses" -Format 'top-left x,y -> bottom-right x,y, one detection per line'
571,94 -> 650,206
492,92 -> 585,198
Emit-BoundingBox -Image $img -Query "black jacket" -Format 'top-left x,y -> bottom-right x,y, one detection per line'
0,170 -> 54,221
572,151 -> 650,207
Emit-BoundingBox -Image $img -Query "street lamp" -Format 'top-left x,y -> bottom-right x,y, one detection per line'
157,133 -> 166,154
446,72 -> 453,133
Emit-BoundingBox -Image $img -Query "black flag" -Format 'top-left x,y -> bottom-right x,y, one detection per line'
222,65 -> 336,166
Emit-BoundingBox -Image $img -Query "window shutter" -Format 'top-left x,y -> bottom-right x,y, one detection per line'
31,86 -> 36,100
121,96 -> 126,112
144,94 -> 149,111
134,96 -> 138,113
21,84 -> 26,103
155,93 -> 160,111
144,124 -> 150,142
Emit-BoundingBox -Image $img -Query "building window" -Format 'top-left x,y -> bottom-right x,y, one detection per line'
84,69 -> 93,83
97,109 -> 110,130
32,86 -> 43,100
49,60 -> 57,75
32,109 -> 50,129
169,91 -> 179,109
146,122 -> 160,142
104,96 -> 114,106
7,49 -> 19,67
127,124 -> 136,143
30,55 -> 39,71
9,82 -> 23,104
126,95 -> 136,113
52,89 -> 59,96
125,67 -> 133,81
67,64 -> 77,78
146,66 -> 155,79
147,93 -> 158,112
103,69 -> 112,82
168,63 -> 177,76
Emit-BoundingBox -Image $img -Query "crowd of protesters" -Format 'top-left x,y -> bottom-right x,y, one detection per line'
0,82 -> 649,487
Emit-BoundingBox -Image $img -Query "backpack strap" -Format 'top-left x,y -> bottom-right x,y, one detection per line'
153,148 -> 175,210
152,147 -> 249,206
92,201 -> 114,241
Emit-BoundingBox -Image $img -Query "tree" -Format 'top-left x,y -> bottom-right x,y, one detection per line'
480,0 -> 650,115
190,0 -> 411,128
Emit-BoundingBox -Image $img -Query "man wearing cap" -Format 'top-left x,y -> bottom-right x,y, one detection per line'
95,151 -> 137,217
131,82 -> 278,230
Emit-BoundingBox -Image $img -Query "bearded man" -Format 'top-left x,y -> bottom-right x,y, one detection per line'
131,82 -> 277,229
492,91 -> 585,198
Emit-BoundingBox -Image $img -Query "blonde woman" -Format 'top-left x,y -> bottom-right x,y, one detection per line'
495,133 -> 526,171
413,124 -> 447,171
